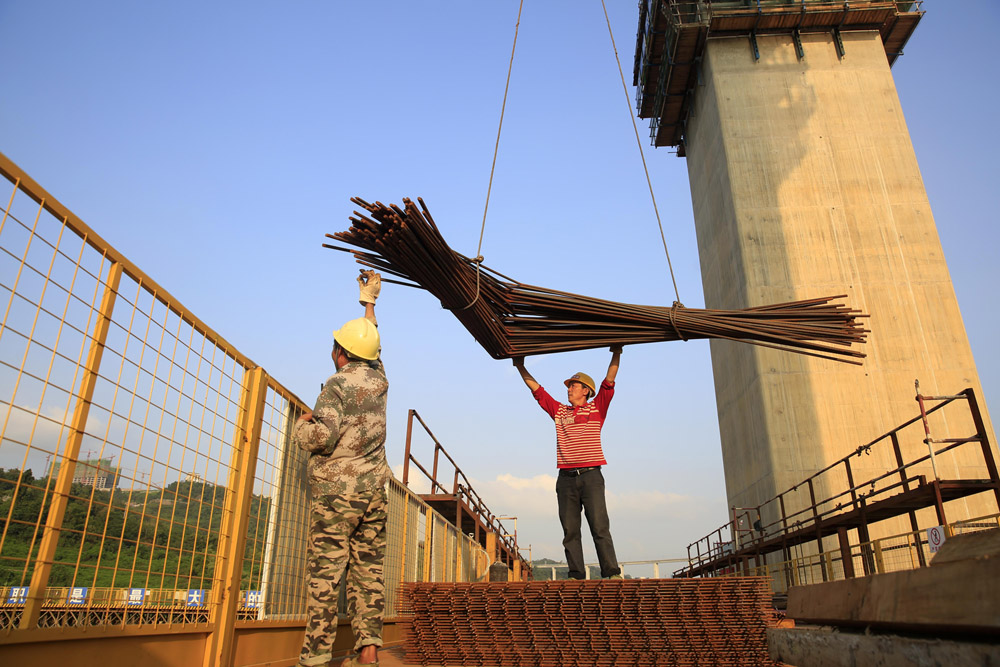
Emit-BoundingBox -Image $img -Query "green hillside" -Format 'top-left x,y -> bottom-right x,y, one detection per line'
0,468 -> 269,590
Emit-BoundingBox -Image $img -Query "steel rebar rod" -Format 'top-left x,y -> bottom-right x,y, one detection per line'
324,197 -> 869,364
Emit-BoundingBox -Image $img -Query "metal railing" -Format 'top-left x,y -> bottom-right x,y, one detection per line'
0,152 -> 487,661
402,409 -> 525,570
737,513 -> 1000,593
680,387 -> 997,573
531,558 -> 690,580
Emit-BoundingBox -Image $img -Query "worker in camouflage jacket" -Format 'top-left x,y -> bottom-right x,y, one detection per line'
295,270 -> 389,667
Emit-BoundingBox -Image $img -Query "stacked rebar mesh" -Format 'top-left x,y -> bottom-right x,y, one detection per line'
325,197 -> 868,364
398,579 -> 780,667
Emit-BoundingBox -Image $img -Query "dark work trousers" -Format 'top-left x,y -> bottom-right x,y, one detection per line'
556,467 -> 620,579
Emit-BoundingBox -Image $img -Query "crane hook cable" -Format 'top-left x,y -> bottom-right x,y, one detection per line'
600,0 -> 682,307
462,0 -> 526,311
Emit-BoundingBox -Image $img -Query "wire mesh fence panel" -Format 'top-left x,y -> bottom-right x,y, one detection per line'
411,500 -> 427,583
431,515 -> 449,583
460,538 -> 475,582
246,384 -> 309,621
793,558 -> 826,588
876,532 -> 924,573
413,503 -> 427,583
1,223 -> 248,626
446,526 -> 460,582
1,189 -> 112,596
384,478 -> 409,616
382,479 -> 475,616
1,164 -> 249,629
81,276 -> 242,610
952,514 -> 1000,536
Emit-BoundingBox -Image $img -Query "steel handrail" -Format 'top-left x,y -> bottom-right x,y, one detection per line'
683,388 -> 992,571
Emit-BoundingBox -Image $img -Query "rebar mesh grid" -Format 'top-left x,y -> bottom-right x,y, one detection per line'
399,578 -> 780,666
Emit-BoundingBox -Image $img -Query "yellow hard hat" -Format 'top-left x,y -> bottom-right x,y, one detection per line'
333,317 -> 380,360
564,372 -> 596,397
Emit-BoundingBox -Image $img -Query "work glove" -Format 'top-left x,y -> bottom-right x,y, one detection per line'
358,270 -> 381,305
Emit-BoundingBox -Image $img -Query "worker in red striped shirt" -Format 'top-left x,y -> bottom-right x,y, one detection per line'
513,345 -> 624,580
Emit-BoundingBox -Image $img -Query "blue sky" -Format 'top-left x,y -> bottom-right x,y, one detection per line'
1,1 -> 996,567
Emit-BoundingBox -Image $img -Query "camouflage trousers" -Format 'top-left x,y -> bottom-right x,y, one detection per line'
299,485 -> 387,667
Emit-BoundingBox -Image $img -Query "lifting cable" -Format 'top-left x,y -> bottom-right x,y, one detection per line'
468,0 -> 682,311
463,0 -> 525,310
599,0 -> 683,307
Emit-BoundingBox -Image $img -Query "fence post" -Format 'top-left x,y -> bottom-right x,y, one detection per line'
402,410 -> 415,486
423,513 -> 434,582
837,527 -> 855,578
454,489 -> 462,581
398,489 -> 411,584
20,262 -> 122,629
963,388 -> 1000,512
485,531 -> 497,568
202,367 -> 268,667
891,431 -> 926,566
908,531 -> 920,569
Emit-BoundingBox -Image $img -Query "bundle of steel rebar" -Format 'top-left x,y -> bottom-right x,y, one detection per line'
325,197 -> 868,364
398,578 -> 780,667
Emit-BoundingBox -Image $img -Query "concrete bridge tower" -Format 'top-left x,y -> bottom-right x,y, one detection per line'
634,1 -> 996,527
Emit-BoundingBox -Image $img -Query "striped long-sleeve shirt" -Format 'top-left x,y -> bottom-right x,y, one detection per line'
532,380 -> 614,469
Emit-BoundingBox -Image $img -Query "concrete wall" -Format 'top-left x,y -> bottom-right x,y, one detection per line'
683,30 -> 996,527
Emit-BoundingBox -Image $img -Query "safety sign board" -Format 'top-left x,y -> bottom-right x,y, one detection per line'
927,525 -> 947,554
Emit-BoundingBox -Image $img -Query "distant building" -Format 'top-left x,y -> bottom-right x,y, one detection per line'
53,458 -> 120,490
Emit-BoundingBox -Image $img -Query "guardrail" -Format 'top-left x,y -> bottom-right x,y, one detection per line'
676,386 -> 998,579
531,558 -> 690,580
737,513 -> 1000,593
402,409 -> 524,570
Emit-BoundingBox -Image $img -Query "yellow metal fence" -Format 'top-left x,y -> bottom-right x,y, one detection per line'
0,152 -> 487,657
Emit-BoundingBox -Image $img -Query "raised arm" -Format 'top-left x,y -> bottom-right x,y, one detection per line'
512,357 -> 540,392
605,345 -> 622,384
297,271 -> 381,428
359,270 -> 380,325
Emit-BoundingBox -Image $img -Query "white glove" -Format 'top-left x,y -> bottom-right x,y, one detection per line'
358,270 -> 381,304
